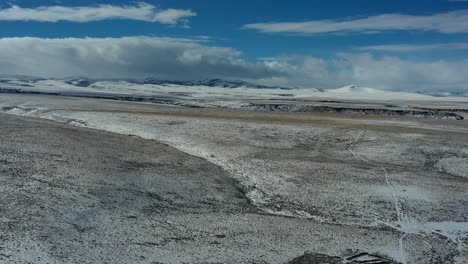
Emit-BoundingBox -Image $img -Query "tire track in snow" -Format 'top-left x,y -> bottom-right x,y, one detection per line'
348,131 -> 468,264
347,130 -> 407,263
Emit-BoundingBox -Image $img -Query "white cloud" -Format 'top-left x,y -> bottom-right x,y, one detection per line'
152,9 -> 195,27
0,3 -> 196,25
357,43 -> 468,52
0,37 -> 281,80
243,10 -> 468,35
335,53 -> 468,90
258,53 -> 468,91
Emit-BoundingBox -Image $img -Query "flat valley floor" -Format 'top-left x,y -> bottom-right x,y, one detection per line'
0,94 -> 467,264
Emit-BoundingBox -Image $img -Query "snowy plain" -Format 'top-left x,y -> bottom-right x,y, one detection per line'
0,77 -> 468,263
0,91 -> 467,263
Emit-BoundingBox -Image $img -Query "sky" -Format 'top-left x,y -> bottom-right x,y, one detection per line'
1,0 -> 468,92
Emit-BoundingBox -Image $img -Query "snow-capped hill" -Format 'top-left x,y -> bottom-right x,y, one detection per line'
62,77 -> 93,87
141,78 -> 187,86
330,85 -> 384,94
192,78 -> 257,88
191,78 -> 286,89
416,90 -> 468,98
326,85 -> 434,100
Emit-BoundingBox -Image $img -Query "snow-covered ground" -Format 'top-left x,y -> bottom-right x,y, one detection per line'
0,93 -> 467,263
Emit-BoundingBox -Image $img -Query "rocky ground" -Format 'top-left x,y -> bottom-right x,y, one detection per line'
1,94 -> 467,263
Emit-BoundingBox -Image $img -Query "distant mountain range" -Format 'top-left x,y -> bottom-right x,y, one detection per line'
0,75 -> 292,90
138,78 -> 294,89
415,90 -> 468,98
0,75 -> 466,97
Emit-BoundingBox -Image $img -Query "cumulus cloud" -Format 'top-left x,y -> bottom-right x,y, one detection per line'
336,53 -> 468,90
357,43 -> 468,52
0,3 -> 196,25
0,37 -> 281,80
243,10 -> 468,35
258,53 -> 468,91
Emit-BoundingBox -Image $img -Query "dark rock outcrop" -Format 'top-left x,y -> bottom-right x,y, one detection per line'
250,103 -> 464,120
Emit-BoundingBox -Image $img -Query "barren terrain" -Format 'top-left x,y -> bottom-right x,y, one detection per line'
0,93 -> 467,263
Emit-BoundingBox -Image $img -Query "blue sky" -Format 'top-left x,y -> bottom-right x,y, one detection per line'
1,0 -> 468,91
